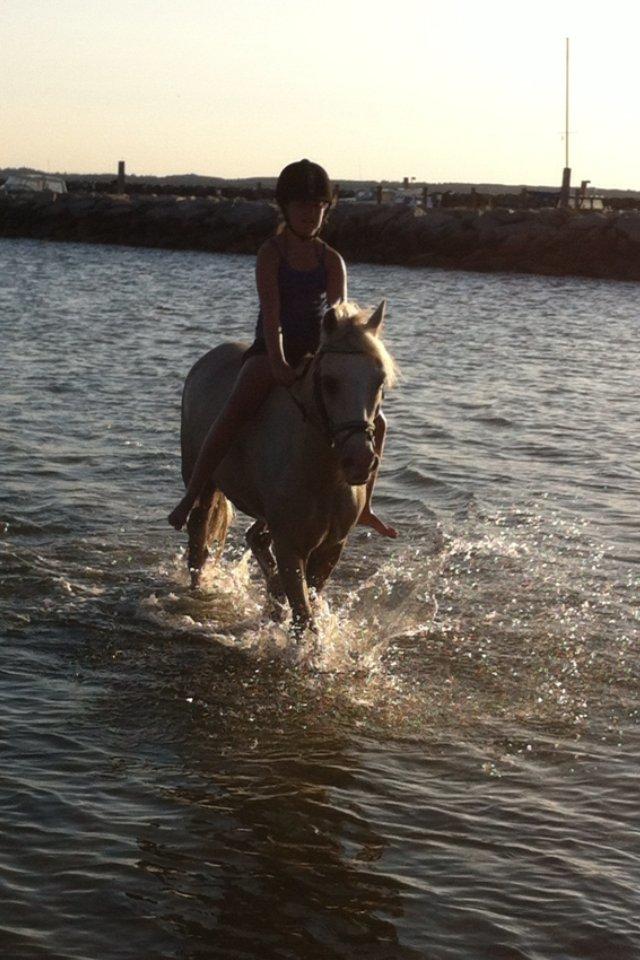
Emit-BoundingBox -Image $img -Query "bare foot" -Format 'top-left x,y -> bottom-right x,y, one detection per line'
358,508 -> 398,538
167,499 -> 191,531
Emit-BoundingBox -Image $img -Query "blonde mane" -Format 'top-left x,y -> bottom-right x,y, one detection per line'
320,302 -> 398,387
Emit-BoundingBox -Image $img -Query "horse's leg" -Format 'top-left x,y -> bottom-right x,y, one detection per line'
245,521 -> 286,621
187,482 -> 232,589
307,539 -> 345,595
272,538 -> 312,637
186,483 -> 218,588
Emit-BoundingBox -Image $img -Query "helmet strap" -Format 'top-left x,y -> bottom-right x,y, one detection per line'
282,209 -> 326,241
286,224 -> 320,241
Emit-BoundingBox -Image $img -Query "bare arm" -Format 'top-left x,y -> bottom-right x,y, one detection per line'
324,245 -> 347,305
255,241 -> 295,384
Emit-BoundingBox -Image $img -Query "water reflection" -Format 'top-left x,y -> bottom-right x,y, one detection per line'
93,641 -> 425,958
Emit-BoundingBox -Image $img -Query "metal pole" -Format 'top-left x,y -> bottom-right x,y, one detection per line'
558,38 -> 572,208
565,37 -> 570,169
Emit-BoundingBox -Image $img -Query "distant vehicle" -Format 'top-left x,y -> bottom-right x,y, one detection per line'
0,174 -> 67,195
394,190 -> 420,207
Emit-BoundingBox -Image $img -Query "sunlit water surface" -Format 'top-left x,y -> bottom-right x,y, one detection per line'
1,238 -> 639,959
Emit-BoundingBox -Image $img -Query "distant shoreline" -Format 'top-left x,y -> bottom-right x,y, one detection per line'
2,193 -> 640,282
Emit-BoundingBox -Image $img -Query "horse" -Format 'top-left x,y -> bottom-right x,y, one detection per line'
178,300 -> 397,634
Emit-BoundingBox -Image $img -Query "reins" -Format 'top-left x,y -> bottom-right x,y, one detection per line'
287,348 -> 377,450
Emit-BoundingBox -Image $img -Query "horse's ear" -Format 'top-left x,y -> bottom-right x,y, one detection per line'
365,300 -> 386,336
323,305 -> 339,333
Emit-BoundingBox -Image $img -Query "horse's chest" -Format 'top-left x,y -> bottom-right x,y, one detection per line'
307,485 -> 363,543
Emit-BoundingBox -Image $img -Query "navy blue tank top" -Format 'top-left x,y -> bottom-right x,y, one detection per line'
254,238 -> 328,356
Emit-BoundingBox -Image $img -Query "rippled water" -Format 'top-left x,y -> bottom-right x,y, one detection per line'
1,237 -> 639,959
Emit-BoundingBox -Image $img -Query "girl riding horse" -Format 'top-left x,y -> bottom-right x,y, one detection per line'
168,159 -> 396,539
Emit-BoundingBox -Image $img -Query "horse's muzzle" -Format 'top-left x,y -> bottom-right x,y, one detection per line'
342,450 -> 379,486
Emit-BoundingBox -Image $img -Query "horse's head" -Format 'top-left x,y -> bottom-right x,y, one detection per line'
313,300 -> 397,486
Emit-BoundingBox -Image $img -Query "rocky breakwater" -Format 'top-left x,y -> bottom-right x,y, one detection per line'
2,192 -> 640,281
0,192 -> 278,254
324,203 -> 640,282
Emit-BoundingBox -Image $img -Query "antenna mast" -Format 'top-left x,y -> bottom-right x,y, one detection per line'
565,37 -> 570,169
559,37 -> 572,208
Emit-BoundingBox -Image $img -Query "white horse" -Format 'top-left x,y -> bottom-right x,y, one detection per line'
179,301 -> 397,633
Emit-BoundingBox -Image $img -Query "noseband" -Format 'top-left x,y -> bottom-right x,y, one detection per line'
290,348 -> 378,450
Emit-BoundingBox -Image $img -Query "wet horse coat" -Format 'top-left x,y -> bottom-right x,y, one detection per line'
179,302 -> 395,631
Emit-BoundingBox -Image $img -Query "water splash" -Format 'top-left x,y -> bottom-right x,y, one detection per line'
147,541 -> 440,673
137,498 -> 638,759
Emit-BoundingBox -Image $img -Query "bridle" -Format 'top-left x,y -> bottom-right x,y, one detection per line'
289,348 -> 378,451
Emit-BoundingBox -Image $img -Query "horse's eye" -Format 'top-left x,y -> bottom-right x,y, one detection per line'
322,375 -> 339,395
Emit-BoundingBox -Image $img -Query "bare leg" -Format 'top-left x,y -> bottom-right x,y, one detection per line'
168,355 -> 274,530
358,411 -> 398,538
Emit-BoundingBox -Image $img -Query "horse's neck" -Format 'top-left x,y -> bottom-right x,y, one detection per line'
266,382 -> 362,535
291,377 -> 340,478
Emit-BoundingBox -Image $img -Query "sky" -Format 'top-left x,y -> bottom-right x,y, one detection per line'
3,0 -> 640,189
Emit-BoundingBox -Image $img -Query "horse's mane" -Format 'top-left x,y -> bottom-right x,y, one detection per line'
320,302 -> 398,387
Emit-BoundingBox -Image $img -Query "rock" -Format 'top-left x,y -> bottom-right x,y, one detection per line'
614,212 -> 640,244
565,212 -> 608,231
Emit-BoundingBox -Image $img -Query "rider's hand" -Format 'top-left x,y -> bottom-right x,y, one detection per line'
271,358 -> 297,387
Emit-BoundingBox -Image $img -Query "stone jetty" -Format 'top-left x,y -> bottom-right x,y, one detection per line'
2,191 -> 640,281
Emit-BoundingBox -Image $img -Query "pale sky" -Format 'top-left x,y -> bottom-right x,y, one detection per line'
3,0 -> 639,189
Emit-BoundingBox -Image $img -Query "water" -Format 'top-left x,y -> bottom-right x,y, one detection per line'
1,237 -> 638,959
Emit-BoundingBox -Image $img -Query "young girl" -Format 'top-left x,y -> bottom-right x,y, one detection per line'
168,159 -> 396,538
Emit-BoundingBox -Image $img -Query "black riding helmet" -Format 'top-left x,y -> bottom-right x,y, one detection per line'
276,159 -> 333,210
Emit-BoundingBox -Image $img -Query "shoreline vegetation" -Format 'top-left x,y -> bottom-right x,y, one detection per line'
2,192 -> 640,281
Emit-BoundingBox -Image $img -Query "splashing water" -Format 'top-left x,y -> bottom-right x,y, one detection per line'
133,497 -> 638,759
